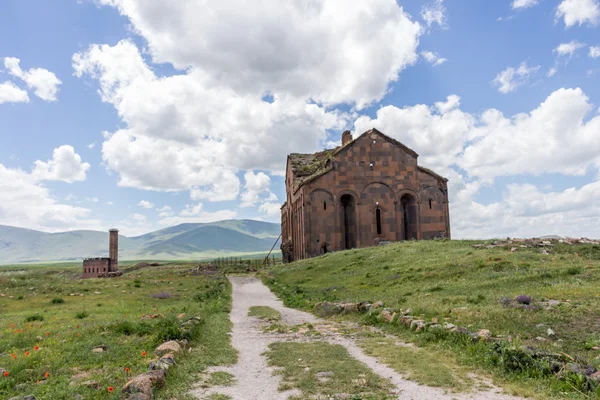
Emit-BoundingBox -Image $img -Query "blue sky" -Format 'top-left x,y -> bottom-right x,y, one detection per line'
1,0 -> 599,238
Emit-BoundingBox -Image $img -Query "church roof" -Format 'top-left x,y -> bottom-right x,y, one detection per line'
287,128 -> 446,191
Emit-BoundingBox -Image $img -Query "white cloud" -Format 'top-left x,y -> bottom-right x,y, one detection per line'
512,0 -> 539,9
87,142 -> 96,149
547,67 -> 558,77
138,200 -> 153,209
259,202 -> 282,218
132,213 -> 147,222
421,51 -> 447,66
492,62 -> 540,94
65,194 -> 76,201
556,0 -> 600,27
0,164 -> 97,232
240,171 -> 272,207
180,203 -> 204,217
31,145 -> 90,183
590,46 -> 600,57
156,205 -> 173,218
159,205 -> 237,226
88,197 -> 99,203
106,201 -> 114,206
0,81 -> 29,104
95,0 -> 421,110
554,40 -> 586,57
421,0 -> 447,28
355,88 -> 600,182
3,57 -> 62,101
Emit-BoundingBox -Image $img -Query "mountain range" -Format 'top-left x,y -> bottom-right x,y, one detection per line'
0,220 -> 281,264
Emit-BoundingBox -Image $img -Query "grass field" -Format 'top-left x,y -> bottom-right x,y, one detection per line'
263,240 -> 600,399
0,263 -> 236,399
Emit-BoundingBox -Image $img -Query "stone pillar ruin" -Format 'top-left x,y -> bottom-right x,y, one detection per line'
109,229 -> 119,272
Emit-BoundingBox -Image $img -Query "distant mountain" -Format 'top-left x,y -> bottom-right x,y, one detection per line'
0,219 -> 280,264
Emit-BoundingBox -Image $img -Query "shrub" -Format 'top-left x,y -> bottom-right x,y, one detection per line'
25,314 -> 44,322
566,266 -> 583,275
154,317 -> 187,344
110,320 -> 152,336
17,295 -> 24,300
515,295 -> 531,305
75,311 -> 89,319
51,297 -> 64,304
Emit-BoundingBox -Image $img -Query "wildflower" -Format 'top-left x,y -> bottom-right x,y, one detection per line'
3,371 -> 8,377
125,367 -> 130,373
45,372 -> 49,378
108,386 -> 114,392
34,345 -> 39,351
141,351 -> 147,357
25,351 -> 30,356
11,353 -> 16,360
46,332 -> 50,336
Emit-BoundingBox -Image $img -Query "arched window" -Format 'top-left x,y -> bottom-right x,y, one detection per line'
429,199 -> 432,209
323,200 -> 327,210
376,207 -> 382,235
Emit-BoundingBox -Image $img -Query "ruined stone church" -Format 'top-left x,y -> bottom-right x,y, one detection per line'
280,128 -> 450,262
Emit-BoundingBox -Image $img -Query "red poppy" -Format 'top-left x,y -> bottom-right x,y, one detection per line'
34,345 -> 39,351
24,351 -> 30,356
46,332 -> 50,336
141,351 -> 147,357
125,367 -> 130,373
11,353 -> 16,360
108,386 -> 114,392
3,371 -> 9,377
44,372 -> 49,378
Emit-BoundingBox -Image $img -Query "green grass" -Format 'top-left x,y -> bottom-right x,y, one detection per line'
0,263 -> 237,400
263,240 -> 600,399
359,336 -> 473,391
248,306 -> 281,321
265,341 -> 393,399
206,371 -> 235,386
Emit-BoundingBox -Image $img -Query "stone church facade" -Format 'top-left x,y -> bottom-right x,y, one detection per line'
280,128 -> 450,262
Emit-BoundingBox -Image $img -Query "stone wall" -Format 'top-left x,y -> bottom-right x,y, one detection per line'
281,129 -> 450,260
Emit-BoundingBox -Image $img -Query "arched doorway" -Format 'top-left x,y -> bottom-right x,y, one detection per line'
340,194 -> 357,249
400,194 -> 418,240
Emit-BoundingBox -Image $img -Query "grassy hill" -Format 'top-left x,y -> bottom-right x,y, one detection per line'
0,219 -> 280,264
264,240 -> 600,399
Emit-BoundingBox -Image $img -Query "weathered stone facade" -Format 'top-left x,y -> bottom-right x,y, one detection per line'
82,229 -> 122,278
281,128 -> 450,262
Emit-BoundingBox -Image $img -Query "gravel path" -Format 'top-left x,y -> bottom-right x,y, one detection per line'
190,275 -> 524,400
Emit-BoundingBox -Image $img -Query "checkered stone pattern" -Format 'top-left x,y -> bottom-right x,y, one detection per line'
281,129 -> 450,260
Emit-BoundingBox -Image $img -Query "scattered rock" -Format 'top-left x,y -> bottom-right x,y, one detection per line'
535,336 -> 547,342
476,329 -> 492,341
515,295 -> 531,305
316,371 -> 334,378
24,396 -> 37,400
80,380 -> 100,389
92,345 -> 107,353
122,370 -> 166,399
372,301 -> 384,309
380,310 -> 394,323
547,328 -> 556,337
155,341 -> 181,356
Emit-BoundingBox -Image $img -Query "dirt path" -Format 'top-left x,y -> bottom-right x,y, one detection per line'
190,276 -> 524,400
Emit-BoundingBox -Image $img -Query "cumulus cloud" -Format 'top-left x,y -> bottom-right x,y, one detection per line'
95,0 -> 421,109
555,40 -> 586,57
556,0 -> 600,27
138,200 -> 153,209
512,0 -> 539,9
259,202 -> 282,218
31,145 -> 90,183
159,203 -> 237,226
421,51 -> 447,66
421,0 -> 447,28
590,46 -> 600,57
492,62 -> 540,94
547,67 -> 558,77
156,205 -> 173,218
240,171 -> 273,207
132,213 -> 147,222
0,148 -> 97,232
3,57 -> 62,101
0,81 -> 29,104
